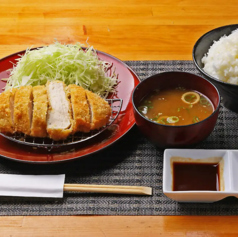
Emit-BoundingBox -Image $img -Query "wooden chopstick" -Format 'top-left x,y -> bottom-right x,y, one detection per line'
63,184 -> 152,196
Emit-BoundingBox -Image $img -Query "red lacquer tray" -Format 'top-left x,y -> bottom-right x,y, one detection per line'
0,49 -> 140,163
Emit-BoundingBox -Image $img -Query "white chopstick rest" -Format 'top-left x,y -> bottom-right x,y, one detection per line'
0,174 -> 65,198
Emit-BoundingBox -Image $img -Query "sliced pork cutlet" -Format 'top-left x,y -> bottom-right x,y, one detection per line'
67,85 -> 90,133
31,85 -> 48,137
0,88 -> 17,134
46,81 -> 73,141
85,90 -> 111,130
14,86 -> 33,135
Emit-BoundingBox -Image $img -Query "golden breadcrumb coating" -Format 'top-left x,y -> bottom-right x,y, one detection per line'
31,85 -> 48,137
0,82 -> 112,141
0,88 -> 17,134
68,85 -> 90,133
85,90 -> 111,130
46,81 -> 73,141
14,86 -> 33,135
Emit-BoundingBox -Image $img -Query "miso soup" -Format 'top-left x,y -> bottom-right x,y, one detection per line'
138,87 -> 214,126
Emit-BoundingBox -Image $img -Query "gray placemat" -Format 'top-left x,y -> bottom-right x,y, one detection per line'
0,60 -> 238,216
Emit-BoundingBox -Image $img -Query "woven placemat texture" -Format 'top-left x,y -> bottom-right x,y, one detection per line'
0,60 -> 238,215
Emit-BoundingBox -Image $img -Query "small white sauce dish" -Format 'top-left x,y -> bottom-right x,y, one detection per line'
163,149 -> 238,203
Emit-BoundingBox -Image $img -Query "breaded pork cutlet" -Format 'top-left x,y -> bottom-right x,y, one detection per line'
14,86 -> 33,135
68,85 -> 90,133
85,90 -> 111,130
46,81 -> 72,141
0,82 -> 112,141
0,88 -> 17,134
31,85 -> 48,137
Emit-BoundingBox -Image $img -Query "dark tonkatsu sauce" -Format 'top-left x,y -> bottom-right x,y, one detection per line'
173,162 -> 220,191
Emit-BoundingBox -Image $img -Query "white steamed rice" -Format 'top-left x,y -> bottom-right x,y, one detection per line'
202,29 -> 238,85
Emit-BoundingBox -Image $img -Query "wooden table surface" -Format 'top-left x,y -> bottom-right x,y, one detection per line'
1,0 -> 238,236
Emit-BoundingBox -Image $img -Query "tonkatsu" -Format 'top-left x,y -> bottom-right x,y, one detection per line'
0,81 -> 112,141
46,81 -> 73,141
0,88 -> 16,134
67,84 -> 91,133
31,85 -> 48,137
14,86 -> 33,135
85,90 -> 112,130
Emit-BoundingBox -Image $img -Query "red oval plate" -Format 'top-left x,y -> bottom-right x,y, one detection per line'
0,49 -> 140,163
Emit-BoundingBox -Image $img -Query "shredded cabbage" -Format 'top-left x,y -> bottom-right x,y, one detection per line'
5,42 -> 117,98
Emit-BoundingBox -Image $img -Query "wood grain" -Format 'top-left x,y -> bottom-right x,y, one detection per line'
0,0 -> 238,60
0,216 -> 238,236
0,0 -> 238,236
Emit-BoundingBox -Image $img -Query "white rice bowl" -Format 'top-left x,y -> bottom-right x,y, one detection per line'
202,29 -> 238,85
